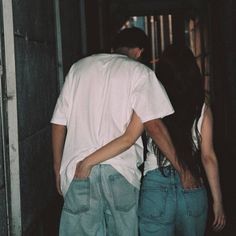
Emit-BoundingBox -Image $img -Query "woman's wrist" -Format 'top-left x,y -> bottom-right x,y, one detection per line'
213,198 -> 223,205
83,156 -> 96,168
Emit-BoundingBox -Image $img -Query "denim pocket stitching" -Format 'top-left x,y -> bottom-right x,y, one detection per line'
139,185 -> 168,219
63,178 -> 90,214
182,186 -> 207,217
109,174 -> 137,212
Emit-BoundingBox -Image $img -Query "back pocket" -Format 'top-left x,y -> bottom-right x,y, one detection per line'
63,178 -> 90,214
139,183 -> 168,219
182,187 -> 207,217
109,174 -> 138,212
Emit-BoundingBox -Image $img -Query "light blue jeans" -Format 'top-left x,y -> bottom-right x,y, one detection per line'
59,164 -> 139,236
139,167 -> 208,236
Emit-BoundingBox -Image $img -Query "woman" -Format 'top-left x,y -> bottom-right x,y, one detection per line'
138,44 -> 226,235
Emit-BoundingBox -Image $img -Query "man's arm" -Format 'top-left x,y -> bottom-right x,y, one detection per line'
52,124 -> 67,195
144,118 -> 199,188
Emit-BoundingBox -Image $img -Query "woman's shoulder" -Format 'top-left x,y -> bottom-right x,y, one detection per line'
196,100 -> 210,134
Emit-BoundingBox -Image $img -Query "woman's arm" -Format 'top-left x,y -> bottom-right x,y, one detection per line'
200,106 -> 226,231
74,112 -> 143,178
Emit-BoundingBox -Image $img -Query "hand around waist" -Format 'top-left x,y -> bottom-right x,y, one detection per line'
74,159 -> 94,179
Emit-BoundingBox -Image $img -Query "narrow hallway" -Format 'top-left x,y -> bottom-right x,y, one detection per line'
0,0 -> 235,235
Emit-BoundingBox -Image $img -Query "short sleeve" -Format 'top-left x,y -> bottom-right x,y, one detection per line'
50,67 -> 74,126
132,69 -> 174,123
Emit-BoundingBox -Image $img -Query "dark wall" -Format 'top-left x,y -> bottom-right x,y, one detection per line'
59,0 -> 113,76
59,0 -> 82,75
209,0 -> 236,234
12,0 -> 58,234
85,0 -> 101,54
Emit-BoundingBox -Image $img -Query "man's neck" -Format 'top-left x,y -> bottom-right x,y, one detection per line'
114,47 -> 130,56
115,47 -> 142,60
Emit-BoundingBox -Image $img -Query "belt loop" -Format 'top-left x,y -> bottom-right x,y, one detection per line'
170,165 -> 176,175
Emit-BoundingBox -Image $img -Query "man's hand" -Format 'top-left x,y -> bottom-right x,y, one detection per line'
74,159 -> 93,179
180,169 -> 201,189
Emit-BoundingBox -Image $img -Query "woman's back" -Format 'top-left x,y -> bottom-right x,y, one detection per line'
153,44 -> 205,181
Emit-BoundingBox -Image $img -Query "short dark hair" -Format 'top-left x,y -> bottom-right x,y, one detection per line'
112,27 -> 148,51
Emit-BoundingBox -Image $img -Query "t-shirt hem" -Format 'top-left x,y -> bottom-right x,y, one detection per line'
50,118 -> 67,126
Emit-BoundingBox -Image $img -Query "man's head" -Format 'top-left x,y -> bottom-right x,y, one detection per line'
112,27 -> 149,60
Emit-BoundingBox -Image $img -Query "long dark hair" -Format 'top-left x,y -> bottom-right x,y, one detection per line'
153,44 -> 205,180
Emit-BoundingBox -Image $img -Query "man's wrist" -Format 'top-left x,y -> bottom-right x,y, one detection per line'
54,165 -> 60,175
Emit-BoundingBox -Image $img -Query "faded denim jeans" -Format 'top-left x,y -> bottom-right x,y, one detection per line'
59,164 -> 139,236
139,167 -> 208,236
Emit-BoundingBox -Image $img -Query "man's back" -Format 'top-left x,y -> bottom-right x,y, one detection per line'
67,53 -> 142,148
52,53 -> 157,194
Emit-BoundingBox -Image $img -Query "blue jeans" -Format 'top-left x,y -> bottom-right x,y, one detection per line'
59,164 -> 139,236
139,167 -> 208,236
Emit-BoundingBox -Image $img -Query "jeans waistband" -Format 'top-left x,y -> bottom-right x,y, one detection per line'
158,165 -> 176,176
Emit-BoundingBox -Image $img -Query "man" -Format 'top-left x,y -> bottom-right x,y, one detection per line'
51,27 -> 186,236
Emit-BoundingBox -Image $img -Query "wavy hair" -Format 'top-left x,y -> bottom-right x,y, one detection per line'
153,44 -> 205,180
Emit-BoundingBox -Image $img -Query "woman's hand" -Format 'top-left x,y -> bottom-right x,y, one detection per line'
74,159 -> 93,179
212,201 -> 226,232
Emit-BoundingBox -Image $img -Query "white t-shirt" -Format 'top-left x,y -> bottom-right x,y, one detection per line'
144,103 -> 206,175
51,53 -> 174,196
